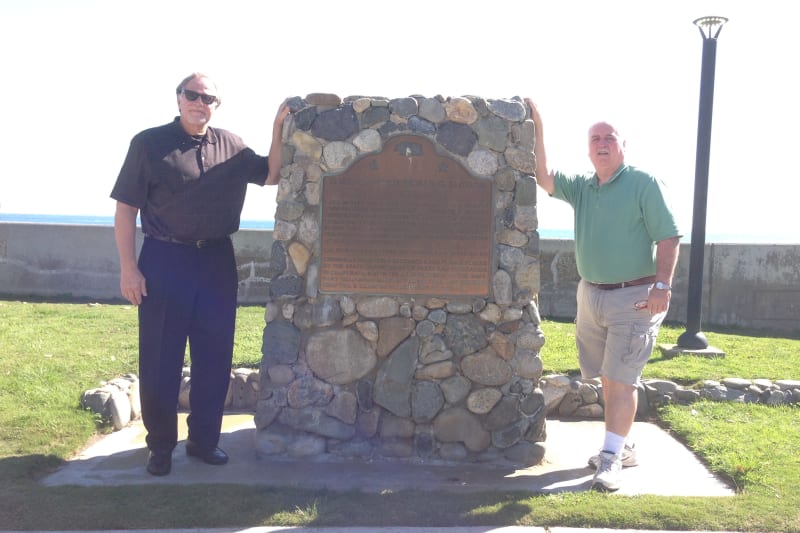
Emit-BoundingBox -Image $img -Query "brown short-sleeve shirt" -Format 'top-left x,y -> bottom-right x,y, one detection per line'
111,118 -> 269,241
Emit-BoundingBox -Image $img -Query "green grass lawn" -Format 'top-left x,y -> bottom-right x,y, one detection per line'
0,300 -> 798,532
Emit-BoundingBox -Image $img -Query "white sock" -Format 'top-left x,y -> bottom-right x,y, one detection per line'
602,431 -> 626,455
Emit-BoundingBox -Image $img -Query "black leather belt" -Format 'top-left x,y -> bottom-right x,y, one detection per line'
146,234 -> 229,248
587,275 -> 656,291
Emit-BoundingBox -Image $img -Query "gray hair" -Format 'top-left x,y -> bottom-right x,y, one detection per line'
175,72 -> 221,106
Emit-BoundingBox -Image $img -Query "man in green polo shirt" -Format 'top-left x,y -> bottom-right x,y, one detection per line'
525,98 -> 681,491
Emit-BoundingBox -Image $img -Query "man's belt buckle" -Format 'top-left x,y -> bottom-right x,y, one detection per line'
195,239 -> 209,248
589,275 -> 656,291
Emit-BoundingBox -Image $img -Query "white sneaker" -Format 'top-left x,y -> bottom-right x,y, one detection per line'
588,442 -> 638,469
591,451 -> 623,491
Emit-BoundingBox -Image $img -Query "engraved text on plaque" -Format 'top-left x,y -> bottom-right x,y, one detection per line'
320,135 -> 493,296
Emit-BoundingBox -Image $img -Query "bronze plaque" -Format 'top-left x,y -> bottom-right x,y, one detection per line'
320,135 -> 493,296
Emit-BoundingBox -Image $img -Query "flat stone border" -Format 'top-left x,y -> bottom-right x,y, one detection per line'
82,371 -> 799,431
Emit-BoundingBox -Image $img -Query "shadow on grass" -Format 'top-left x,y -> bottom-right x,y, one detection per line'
0,416 -> 742,531
0,453 -> 66,482
1,461 -> 545,530
4,419 -> 610,530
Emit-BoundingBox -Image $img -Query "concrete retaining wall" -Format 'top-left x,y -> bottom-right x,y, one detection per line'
1,222 -> 798,333
0,222 -> 274,305
539,239 -> 800,333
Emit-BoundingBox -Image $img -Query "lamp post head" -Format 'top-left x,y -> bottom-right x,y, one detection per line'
694,16 -> 728,40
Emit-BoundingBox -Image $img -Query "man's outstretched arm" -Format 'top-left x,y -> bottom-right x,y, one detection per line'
524,97 -> 555,195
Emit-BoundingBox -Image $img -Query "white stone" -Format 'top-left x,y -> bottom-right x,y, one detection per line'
467,149 -> 498,176
108,390 -> 131,430
356,321 -> 379,342
352,129 -> 382,153
467,388 -> 503,414
322,141 -> 358,170
356,296 -> 399,318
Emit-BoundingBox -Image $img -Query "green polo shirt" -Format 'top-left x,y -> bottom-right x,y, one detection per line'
552,164 -> 680,284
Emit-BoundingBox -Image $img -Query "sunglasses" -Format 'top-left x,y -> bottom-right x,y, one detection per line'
179,89 -> 218,105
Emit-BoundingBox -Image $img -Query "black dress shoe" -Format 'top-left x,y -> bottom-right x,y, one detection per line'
185,441 -> 229,465
146,450 -> 172,476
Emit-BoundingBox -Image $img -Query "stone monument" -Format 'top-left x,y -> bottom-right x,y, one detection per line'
256,93 -> 546,465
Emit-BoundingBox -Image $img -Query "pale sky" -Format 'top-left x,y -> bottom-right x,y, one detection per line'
1,0 -> 797,242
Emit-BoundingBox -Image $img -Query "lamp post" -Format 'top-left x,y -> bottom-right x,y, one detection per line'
677,16 -> 728,350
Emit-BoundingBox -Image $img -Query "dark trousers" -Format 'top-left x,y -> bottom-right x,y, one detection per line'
137,237 -> 237,453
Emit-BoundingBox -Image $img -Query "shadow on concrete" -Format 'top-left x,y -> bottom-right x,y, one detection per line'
40,415 -> 733,498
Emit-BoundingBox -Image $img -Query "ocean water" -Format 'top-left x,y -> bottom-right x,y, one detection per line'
0,213 -> 794,244
0,213 -> 275,231
0,213 -> 582,238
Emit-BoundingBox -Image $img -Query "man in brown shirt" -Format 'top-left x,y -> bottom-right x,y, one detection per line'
112,72 -> 288,476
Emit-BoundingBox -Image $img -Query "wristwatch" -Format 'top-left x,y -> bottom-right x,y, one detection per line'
654,281 -> 672,291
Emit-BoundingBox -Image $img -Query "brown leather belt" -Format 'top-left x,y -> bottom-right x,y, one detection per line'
587,275 -> 656,291
146,234 -> 229,249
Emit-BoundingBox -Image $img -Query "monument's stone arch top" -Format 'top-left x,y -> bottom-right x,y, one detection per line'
259,93 -> 545,466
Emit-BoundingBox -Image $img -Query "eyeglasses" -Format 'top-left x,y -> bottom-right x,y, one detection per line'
179,89 -> 218,105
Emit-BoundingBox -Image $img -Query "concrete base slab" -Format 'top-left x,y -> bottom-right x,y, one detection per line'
659,343 -> 726,358
42,414 -> 733,497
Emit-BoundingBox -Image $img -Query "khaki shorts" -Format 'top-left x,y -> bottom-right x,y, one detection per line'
575,280 -> 666,385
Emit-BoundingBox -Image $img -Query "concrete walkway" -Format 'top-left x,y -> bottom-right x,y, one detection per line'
42,414 -> 732,498
18,422 -> 738,533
